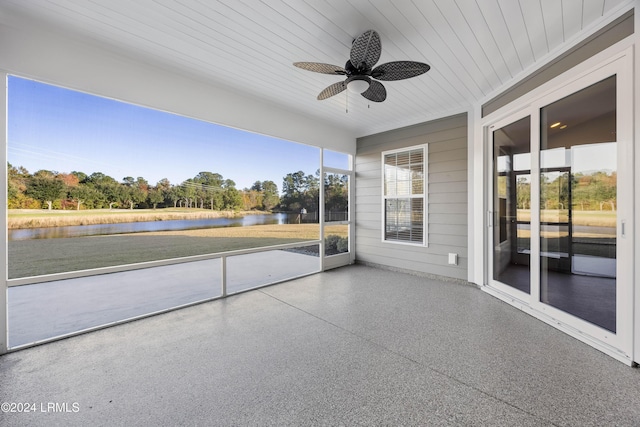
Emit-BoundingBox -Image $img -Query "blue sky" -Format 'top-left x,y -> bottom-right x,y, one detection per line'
7,76 -> 346,192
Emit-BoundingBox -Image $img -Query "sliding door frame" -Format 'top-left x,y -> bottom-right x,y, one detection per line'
487,109 -> 535,303
483,48 -> 634,364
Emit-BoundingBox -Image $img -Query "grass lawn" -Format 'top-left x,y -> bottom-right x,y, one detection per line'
517,209 -> 616,227
8,223 -> 348,279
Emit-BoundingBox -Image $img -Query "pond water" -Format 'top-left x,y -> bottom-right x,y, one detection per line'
9,213 -> 298,241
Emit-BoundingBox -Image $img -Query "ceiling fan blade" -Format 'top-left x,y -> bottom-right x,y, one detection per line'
350,29 -> 381,70
294,62 -> 346,75
317,81 -> 347,100
361,80 -> 386,102
371,61 -> 431,81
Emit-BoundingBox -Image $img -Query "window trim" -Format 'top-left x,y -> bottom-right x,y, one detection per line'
381,144 -> 428,247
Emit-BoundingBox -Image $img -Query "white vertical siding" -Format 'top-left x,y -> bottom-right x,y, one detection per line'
355,113 -> 468,280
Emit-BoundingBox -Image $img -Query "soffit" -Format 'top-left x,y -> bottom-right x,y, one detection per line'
0,0 -> 632,137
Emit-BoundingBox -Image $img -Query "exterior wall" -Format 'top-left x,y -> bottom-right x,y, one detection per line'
355,113 -> 468,281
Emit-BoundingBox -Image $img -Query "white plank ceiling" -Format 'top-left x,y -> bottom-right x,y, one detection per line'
0,0 -> 632,137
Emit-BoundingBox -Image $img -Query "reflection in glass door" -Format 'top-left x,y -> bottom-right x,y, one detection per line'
492,117 -> 531,294
540,76 -> 617,332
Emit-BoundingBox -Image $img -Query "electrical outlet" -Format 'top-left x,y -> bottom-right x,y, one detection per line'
448,253 -> 458,265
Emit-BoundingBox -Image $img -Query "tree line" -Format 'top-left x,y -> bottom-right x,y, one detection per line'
7,163 -> 348,213
514,171 -> 617,211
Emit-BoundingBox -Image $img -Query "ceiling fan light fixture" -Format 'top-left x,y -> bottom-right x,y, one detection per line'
347,79 -> 370,94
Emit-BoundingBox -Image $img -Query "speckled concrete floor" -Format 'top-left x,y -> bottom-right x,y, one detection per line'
1,264 -> 639,426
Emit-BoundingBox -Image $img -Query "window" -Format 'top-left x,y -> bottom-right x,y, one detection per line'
382,145 -> 427,245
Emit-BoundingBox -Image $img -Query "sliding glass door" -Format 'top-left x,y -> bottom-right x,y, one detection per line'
539,76 -> 618,332
488,56 -> 632,355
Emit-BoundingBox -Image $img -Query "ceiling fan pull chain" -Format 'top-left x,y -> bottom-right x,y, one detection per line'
346,89 -> 349,113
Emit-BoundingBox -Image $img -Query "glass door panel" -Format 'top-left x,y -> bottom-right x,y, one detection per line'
492,116 -> 531,294
539,76 -> 617,332
323,172 -> 349,257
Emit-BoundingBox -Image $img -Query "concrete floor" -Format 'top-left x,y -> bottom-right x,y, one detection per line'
1,264 -> 639,426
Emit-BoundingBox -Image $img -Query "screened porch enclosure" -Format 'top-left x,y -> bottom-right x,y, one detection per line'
4,76 -> 354,351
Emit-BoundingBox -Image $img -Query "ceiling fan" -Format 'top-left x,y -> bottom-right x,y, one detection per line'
294,29 -> 430,103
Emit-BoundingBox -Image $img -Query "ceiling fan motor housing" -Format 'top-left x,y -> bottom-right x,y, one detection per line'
345,60 -> 370,76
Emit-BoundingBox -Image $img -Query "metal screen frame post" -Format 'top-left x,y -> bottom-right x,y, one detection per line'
1,74 -> 8,354
221,255 -> 227,297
